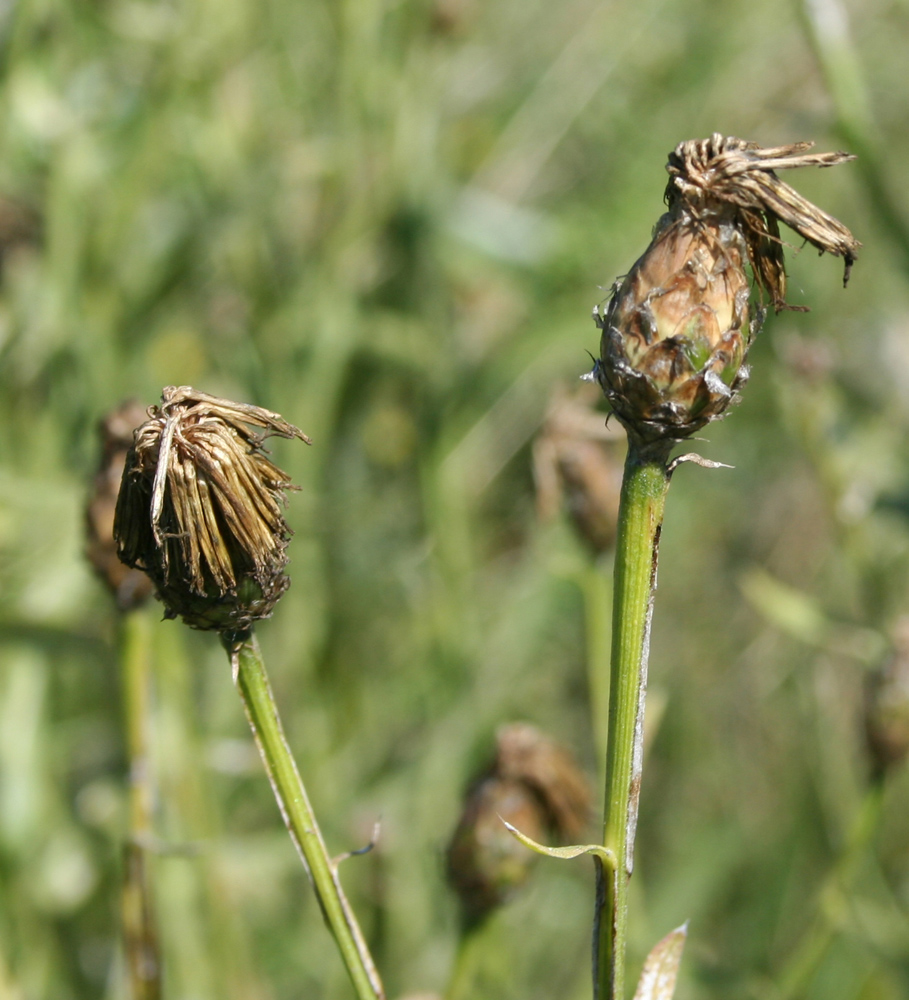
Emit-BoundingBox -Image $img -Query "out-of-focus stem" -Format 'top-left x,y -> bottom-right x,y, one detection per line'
776,780 -> 885,999
119,608 -> 162,1000
594,444 -> 670,1000
224,630 -> 385,1000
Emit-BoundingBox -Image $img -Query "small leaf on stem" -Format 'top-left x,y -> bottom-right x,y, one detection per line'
501,820 -> 615,866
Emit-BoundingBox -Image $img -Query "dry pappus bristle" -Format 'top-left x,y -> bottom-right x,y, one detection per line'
666,134 -> 861,306
114,386 -> 311,633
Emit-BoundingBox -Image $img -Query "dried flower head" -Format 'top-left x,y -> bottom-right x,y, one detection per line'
446,723 -> 590,925
595,134 -> 860,453
86,401 -> 156,610
534,383 -> 625,555
114,386 -> 311,633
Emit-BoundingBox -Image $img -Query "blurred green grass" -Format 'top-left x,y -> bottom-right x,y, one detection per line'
2,0 -> 909,997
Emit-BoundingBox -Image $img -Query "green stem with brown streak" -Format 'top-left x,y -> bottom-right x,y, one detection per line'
223,630 -> 385,1000
594,442 -> 671,1000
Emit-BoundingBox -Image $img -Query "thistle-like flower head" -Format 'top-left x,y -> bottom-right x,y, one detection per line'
595,134 -> 861,454
114,386 -> 311,633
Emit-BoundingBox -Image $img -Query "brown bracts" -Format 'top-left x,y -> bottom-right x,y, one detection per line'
593,134 -> 861,453
114,386 -> 311,633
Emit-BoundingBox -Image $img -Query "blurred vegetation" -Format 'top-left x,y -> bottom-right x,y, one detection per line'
1,0 -> 909,997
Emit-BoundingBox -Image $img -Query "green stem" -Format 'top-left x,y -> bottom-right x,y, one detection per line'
594,444 -> 671,1000
119,608 -> 162,1000
224,630 -> 385,1000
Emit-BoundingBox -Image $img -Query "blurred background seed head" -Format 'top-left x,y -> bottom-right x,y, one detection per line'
446,722 -> 590,927
1,0 -> 909,997
85,400 -> 155,611
534,381 -> 625,555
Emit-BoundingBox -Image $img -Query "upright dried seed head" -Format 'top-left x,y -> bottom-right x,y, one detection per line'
114,386 -> 311,633
446,723 -> 590,925
595,134 -> 860,453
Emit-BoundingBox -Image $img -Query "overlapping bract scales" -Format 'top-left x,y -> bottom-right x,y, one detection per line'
596,216 -> 755,449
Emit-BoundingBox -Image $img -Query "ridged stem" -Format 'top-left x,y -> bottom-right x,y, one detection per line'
224,630 -> 385,1000
594,443 -> 671,1000
119,608 -> 162,1000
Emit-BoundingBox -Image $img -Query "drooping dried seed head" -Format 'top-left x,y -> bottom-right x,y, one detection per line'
595,134 -> 860,454
493,723 -> 591,837
446,723 -> 590,926
534,383 -> 625,555
86,401 -> 156,610
446,775 -> 547,927
114,386 -> 311,633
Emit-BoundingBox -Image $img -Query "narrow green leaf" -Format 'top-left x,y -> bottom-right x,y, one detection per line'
501,819 -> 616,866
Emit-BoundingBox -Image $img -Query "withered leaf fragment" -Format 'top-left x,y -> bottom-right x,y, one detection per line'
114,386 -> 311,633
595,134 -> 860,452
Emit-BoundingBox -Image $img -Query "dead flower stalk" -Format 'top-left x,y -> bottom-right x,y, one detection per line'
114,386 -> 384,1000
586,135 -> 860,1000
